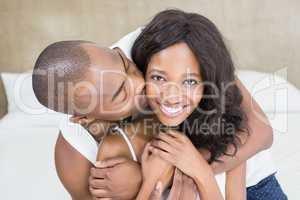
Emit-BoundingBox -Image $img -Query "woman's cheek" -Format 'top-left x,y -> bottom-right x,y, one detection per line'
146,82 -> 160,100
193,86 -> 203,104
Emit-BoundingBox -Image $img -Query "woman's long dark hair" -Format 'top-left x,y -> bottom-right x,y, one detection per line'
132,9 -> 248,163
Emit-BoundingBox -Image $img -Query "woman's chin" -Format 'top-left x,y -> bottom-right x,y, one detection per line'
157,115 -> 185,127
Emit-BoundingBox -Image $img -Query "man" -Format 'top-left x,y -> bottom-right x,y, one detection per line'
32,36 -> 149,199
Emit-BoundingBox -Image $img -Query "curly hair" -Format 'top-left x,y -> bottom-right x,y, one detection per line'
132,9 -> 248,163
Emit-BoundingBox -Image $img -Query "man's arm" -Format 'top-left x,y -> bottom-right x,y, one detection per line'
210,78 -> 273,174
225,162 -> 246,200
55,133 -> 93,200
89,135 -> 143,200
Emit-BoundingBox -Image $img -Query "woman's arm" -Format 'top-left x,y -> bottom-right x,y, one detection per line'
193,165 -> 224,200
150,131 -> 224,200
225,162 -> 246,200
210,78 -> 273,174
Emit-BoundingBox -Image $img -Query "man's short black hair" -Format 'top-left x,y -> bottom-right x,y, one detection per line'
32,40 -> 92,113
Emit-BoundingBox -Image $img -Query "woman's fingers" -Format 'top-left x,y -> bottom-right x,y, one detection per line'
141,142 -> 151,163
167,168 -> 183,200
148,145 -> 174,164
181,173 -> 198,200
149,182 -> 163,200
151,138 -> 174,154
155,131 -> 181,147
173,168 -> 183,185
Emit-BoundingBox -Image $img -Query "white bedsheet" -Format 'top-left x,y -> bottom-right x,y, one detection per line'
0,112 -> 299,200
0,113 -> 69,200
268,112 -> 300,199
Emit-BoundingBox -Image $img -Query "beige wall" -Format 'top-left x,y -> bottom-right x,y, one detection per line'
0,0 -> 299,88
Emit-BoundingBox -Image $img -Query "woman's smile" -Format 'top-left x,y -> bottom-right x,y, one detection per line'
145,42 -> 203,126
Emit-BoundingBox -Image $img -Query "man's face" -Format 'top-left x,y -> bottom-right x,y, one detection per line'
72,45 -> 146,121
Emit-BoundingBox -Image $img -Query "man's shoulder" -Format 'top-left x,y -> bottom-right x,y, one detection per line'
55,133 -> 93,199
109,27 -> 143,61
59,115 -> 99,163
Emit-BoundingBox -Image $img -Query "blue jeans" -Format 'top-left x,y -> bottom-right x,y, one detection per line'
247,174 -> 288,200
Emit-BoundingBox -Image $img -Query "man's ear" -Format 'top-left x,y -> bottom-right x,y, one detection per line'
114,47 -> 129,69
71,81 -> 98,114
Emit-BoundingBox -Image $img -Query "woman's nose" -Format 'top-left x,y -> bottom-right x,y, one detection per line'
161,83 -> 182,105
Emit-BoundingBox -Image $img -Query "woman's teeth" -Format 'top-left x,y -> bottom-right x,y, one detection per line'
160,104 -> 184,117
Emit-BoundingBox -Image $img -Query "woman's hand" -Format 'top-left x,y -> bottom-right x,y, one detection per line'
141,143 -> 174,189
150,130 -> 224,200
136,143 -> 174,200
149,168 -> 198,200
149,130 -> 210,179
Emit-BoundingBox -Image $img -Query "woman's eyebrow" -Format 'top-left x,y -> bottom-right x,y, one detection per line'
112,80 -> 125,102
183,72 -> 201,77
148,68 -> 166,74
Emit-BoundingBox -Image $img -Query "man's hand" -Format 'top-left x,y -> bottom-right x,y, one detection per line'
89,157 -> 142,200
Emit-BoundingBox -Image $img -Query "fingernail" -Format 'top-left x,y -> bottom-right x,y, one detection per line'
95,161 -> 102,167
156,181 -> 162,191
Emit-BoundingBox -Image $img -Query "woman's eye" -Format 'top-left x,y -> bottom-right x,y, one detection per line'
151,75 -> 165,82
183,79 -> 198,86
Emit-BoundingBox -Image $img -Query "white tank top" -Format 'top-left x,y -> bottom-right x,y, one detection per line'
110,125 -> 138,162
59,115 -> 137,163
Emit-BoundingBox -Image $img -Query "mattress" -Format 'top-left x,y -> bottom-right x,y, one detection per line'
0,112 -> 299,200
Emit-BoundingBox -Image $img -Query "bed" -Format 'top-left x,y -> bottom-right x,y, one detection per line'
0,70 -> 300,199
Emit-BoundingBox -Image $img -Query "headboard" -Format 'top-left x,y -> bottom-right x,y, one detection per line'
0,0 -> 299,88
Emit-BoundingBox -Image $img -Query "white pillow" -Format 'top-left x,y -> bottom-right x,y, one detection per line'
2,72 -> 59,126
1,72 -> 47,114
237,70 -> 300,113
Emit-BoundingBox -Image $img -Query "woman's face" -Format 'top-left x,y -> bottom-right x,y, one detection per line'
146,42 -> 204,126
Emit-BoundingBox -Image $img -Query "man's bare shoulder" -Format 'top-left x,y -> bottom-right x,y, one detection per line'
55,132 -> 93,200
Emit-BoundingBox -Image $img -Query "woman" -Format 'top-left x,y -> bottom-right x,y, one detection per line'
70,9 -> 286,200
131,9 -> 287,200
